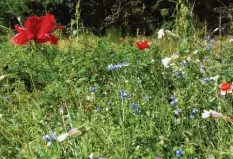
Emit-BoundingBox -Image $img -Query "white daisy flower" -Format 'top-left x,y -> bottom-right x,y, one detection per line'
57,133 -> 69,142
158,29 -> 165,39
162,57 -> 172,68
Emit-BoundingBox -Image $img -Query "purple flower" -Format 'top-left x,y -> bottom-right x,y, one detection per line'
170,99 -> 178,106
175,149 -> 183,157
107,62 -> 129,71
89,87 -> 96,92
180,72 -> 185,78
131,102 -> 139,113
118,90 -> 128,99
169,95 -> 178,106
169,95 -> 175,100
203,77 -> 213,83
42,131 -> 56,142
173,72 -> 185,78
192,107 -> 198,114
181,60 -> 188,67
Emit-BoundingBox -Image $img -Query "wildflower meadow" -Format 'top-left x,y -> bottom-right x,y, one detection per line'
2,3 -> 233,159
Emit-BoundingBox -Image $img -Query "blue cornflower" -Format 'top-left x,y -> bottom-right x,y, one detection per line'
131,102 -> 138,109
107,64 -> 118,71
180,72 -> 185,78
133,108 -> 139,113
118,90 -> 128,99
192,107 -> 198,114
131,102 -> 139,113
170,99 -> 178,106
42,131 -> 56,142
107,62 -> 129,71
42,131 -> 56,146
203,77 -> 212,83
181,60 -> 188,67
175,149 -> 183,157
169,95 -> 178,106
190,107 -> 198,119
169,95 -> 175,100
173,71 -> 185,78
89,87 -> 96,92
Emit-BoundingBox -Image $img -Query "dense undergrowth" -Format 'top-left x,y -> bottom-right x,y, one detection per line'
1,32 -> 233,159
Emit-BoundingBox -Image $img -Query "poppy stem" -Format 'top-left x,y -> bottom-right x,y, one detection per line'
36,45 -> 58,79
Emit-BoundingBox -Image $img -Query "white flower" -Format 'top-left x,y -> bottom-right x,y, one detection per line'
209,110 -> 222,119
67,128 -> 82,136
201,110 -> 211,118
193,50 -> 198,54
187,56 -> 191,61
171,53 -> 179,59
210,75 -> 219,81
47,142 -> 52,147
0,75 -> 7,82
17,16 -> 21,23
57,133 -> 69,142
89,153 -> 94,159
162,57 -> 172,68
158,29 -> 165,39
213,28 -> 219,33
201,110 -> 222,119
229,39 -> 233,42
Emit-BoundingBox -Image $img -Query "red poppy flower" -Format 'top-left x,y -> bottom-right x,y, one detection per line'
136,40 -> 150,50
11,14 -> 64,45
218,82 -> 233,95
119,37 -> 124,41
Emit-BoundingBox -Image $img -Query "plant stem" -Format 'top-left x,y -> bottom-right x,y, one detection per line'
36,45 -> 58,79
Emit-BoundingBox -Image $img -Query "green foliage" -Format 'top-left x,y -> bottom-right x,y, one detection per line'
1,31 -> 233,158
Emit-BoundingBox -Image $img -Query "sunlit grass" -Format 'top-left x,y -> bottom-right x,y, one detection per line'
1,32 -> 233,158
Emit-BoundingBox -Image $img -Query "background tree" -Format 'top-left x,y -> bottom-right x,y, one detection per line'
0,0 -> 233,36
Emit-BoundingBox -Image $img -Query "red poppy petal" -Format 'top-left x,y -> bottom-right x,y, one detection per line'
11,32 -> 29,45
56,25 -> 64,30
47,34 -> 58,45
25,15 -> 43,39
14,25 -> 26,33
35,34 -> 58,45
37,14 -> 56,38
35,36 -> 49,44
219,83 -> 232,91
136,42 -> 143,50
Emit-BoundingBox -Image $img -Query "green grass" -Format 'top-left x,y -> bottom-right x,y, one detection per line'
1,33 -> 233,159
